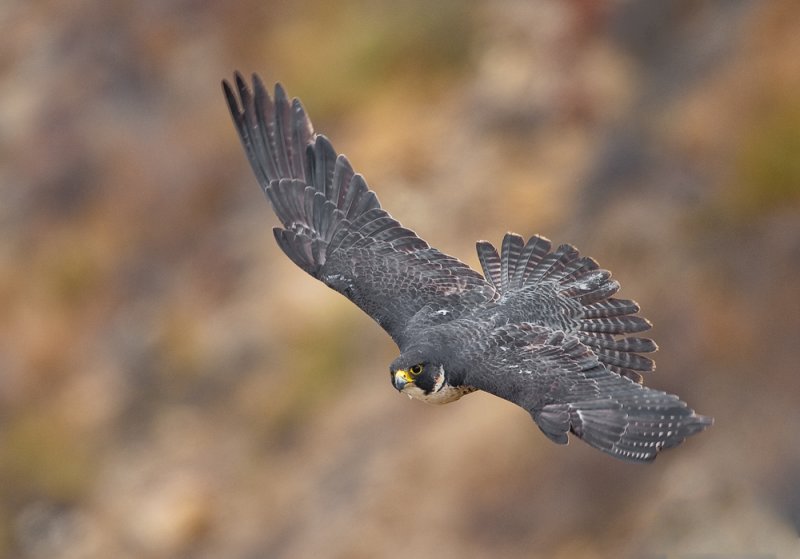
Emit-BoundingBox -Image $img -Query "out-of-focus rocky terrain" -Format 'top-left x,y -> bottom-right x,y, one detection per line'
1,1 -> 799,557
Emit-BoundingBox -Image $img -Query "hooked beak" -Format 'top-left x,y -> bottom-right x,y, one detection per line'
393,369 -> 413,392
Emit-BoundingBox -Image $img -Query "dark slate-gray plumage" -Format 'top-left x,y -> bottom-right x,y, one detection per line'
223,73 -> 712,462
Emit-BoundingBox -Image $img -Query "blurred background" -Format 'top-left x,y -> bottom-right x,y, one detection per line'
1,0 -> 799,557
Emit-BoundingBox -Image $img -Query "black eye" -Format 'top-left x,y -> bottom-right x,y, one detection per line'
409,364 -> 423,376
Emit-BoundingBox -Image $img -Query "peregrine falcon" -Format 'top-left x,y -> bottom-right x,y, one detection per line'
223,74 -> 712,462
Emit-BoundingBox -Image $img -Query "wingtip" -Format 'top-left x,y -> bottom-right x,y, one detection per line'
223,71 -> 250,99
234,70 -> 248,93
696,414 -> 714,428
274,81 -> 288,102
222,77 -> 240,112
291,97 -> 308,122
252,73 -> 268,101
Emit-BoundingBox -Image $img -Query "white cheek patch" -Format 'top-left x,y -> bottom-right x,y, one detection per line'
432,368 -> 445,393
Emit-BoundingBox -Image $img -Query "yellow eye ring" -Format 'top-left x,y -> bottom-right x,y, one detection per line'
409,364 -> 423,376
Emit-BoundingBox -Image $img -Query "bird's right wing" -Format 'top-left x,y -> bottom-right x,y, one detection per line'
223,74 -> 494,346
463,323 -> 712,462
476,233 -> 658,383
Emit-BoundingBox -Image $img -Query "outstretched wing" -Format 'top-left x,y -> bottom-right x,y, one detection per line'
223,74 -> 494,346
464,323 -> 712,462
477,233 -> 657,383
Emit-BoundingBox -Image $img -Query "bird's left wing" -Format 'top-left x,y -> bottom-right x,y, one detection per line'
223,74 -> 494,346
463,323 -> 712,462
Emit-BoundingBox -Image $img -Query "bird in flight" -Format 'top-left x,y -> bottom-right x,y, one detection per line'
222,73 -> 712,462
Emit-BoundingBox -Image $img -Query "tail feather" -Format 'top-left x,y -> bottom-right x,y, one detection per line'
535,388 -> 713,463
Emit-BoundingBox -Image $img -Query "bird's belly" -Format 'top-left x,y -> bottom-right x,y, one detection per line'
403,384 -> 478,405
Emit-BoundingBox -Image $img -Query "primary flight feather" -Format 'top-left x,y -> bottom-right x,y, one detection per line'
223,73 -> 712,462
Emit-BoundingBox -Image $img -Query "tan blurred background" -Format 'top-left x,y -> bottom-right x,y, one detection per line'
2,1 -> 800,557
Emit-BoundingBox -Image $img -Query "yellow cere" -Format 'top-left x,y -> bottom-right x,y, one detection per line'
397,369 -> 415,383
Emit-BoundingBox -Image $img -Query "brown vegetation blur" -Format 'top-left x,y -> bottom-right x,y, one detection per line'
1,1 -> 799,558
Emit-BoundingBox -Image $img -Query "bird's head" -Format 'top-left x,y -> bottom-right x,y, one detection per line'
391,360 -> 444,399
390,347 -> 467,404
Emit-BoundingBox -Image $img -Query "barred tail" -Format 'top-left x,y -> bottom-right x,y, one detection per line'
535,385 -> 713,463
